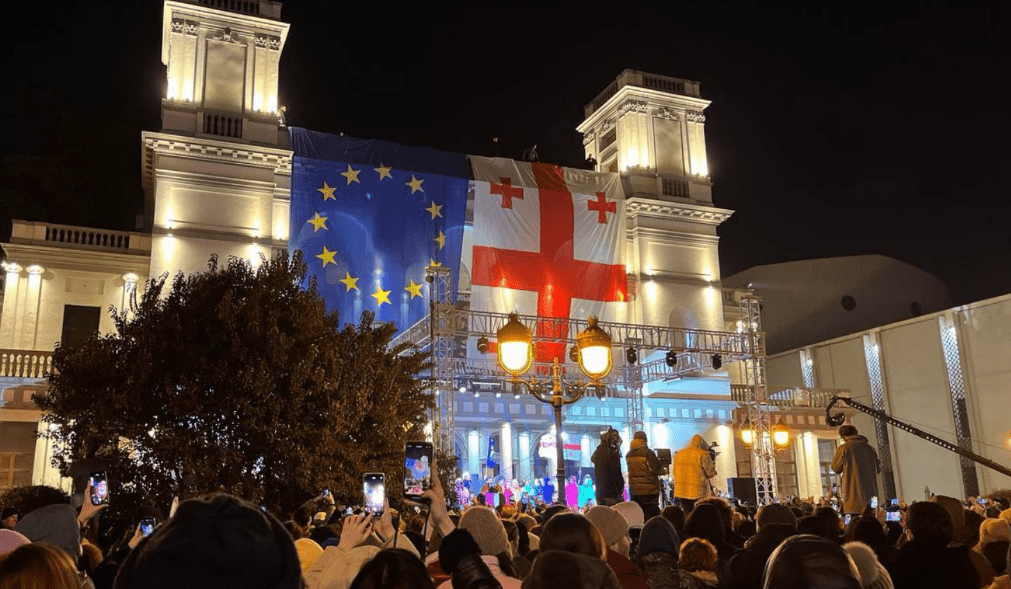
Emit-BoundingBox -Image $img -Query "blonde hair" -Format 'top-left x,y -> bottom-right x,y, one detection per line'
679,537 -> 717,573
0,543 -> 82,589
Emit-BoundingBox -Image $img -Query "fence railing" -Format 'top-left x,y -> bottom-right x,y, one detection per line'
0,350 -> 52,379
44,225 -> 133,251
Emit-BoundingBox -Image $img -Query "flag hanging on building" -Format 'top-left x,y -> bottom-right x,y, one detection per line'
288,128 -> 469,334
468,156 -> 628,363
486,435 -> 498,470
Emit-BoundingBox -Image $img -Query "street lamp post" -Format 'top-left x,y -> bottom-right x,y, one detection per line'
495,313 -> 613,505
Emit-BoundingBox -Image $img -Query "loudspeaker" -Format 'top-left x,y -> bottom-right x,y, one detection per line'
728,477 -> 758,505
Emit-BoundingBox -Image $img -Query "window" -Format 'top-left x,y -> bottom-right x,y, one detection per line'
818,439 -> 841,496
61,305 -> 101,349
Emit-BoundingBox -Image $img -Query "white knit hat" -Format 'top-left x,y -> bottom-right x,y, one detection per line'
843,541 -> 894,589
613,501 -> 645,529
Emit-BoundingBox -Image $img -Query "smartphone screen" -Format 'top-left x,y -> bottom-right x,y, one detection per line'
870,496 -> 878,509
404,441 -> 433,499
844,514 -> 852,525
364,473 -> 385,516
891,498 -> 900,507
323,488 -> 331,500
140,517 -> 155,536
978,497 -> 988,505
89,471 -> 109,505
886,511 -> 901,522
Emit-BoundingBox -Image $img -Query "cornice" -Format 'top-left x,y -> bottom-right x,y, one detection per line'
2,243 -> 151,276
578,85 -> 711,134
625,198 -> 734,226
143,131 -> 293,176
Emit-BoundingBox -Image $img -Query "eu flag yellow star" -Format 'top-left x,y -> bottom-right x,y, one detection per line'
406,175 -> 425,194
316,246 -> 337,267
434,230 -> 446,250
340,164 -> 361,185
339,272 -> 359,292
317,181 -> 337,201
307,212 -> 328,232
426,201 -> 443,219
405,279 -> 423,299
429,259 -> 442,267
371,285 -> 392,306
374,164 -> 393,181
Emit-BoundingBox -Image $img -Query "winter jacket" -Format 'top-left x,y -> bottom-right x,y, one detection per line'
606,548 -> 651,589
627,439 -> 662,496
989,575 -> 1011,589
831,434 -> 879,514
306,533 -> 419,589
887,540 -> 979,589
672,436 -> 716,501
522,550 -> 623,589
593,443 -> 626,503
637,552 -> 708,589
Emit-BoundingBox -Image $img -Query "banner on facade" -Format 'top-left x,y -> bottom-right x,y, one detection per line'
539,435 -> 581,461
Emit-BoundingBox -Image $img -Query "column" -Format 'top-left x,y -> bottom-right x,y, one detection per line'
501,422 -> 513,481
581,434 -> 592,469
19,265 -> 44,350
518,431 -> 531,482
122,273 -> 139,320
0,264 -> 22,348
468,430 -> 480,478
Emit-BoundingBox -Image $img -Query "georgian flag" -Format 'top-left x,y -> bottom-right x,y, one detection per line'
467,156 -> 628,363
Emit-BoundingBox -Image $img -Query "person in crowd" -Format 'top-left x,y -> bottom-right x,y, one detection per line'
679,537 -> 719,587
0,542 -> 86,589
585,505 -> 649,589
538,512 -> 606,560
0,507 -> 18,530
351,548 -> 438,589
694,498 -> 744,549
722,504 -> 797,589
580,475 -> 597,511
661,505 -> 687,540
296,537 -> 325,575
522,550 -> 622,589
14,482 -> 104,569
0,529 -> 30,559
672,436 -> 717,513
976,519 -> 1011,577
682,503 -> 736,563
541,478 -> 555,505
615,501 -> 646,562
814,505 -> 846,542
887,500 -> 979,589
831,425 -> 879,516
797,514 -> 835,541
627,432 -> 663,520
762,534 -> 863,589
567,477 -> 581,511
987,540 -> 1011,589
501,520 -> 532,579
843,541 -> 895,589
847,515 -> 898,567
456,505 -> 521,585
933,495 -> 996,586
593,428 -> 626,507
438,528 -> 514,589
115,493 -> 303,589
634,515 -> 707,589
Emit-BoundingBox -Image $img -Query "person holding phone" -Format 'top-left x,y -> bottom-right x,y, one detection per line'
831,425 -> 879,516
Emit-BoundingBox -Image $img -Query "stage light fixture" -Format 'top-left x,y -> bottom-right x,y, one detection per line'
625,346 -> 638,364
665,350 -> 677,367
476,336 -> 490,354
711,354 -> 723,370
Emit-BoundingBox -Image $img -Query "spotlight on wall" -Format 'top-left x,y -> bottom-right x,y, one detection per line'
711,354 -> 723,370
625,347 -> 638,365
459,385 -> 467,394
665,350 -> 677,367
476,336 -> 490,354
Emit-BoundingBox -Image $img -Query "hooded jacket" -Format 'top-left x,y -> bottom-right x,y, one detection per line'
672,436 -> 717,500
831,434 -> 879,514
592,442 -> 625,503
626,439 -> 661,496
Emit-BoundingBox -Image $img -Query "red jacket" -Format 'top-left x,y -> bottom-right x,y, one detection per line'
606,549 -> 650,589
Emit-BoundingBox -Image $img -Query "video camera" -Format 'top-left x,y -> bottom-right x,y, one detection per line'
602,427 -> 622,450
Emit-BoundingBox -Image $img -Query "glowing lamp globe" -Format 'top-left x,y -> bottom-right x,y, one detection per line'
497,313 -> 532,377
740,423 -> 756,447
576,316 -> 613,380
772,420 -> 791,449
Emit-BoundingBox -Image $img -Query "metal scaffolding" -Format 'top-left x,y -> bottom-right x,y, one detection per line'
739,292 -> 775,504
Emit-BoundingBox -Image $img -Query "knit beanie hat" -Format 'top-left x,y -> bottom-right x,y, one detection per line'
614,501 -> 645,529
756,503 -> 797,531
843,541 -> 895,589
0,529 -> 30,557
439,528 -> 482,574
115,493 -> 303,589
14,503 -> 80,564
979,518 -> 1011,545
636,515 -> 680,562
586,506 -> 629,547
931,496 -> 969,543
459,505 -> 511,557
294,537 -> 323,573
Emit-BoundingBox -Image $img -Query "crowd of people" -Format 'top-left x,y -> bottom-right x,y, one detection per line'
1,426 -> 1010,589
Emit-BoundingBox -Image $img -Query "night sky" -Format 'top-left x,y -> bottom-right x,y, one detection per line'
2,1 -> 1008,303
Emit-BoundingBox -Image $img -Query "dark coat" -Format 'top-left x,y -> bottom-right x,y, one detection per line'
831,434 -> 879,514
606,549 -> 651,589
626,439 -> 661,496
887,540 -> 979,589
592,442 -> 625,503
637,553 -> 708,589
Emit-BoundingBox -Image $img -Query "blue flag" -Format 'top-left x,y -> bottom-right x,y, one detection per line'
486,435 -> 498,470
289,128 -> 469,334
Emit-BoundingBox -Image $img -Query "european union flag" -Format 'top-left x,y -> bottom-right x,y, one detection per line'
289,128 -> 468,334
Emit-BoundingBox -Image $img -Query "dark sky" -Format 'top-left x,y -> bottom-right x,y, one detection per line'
3,1 -> 1009,303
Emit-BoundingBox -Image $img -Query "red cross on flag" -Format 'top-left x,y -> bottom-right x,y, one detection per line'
468,156 -> 628,363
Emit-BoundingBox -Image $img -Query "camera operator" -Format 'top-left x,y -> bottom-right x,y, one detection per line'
592,428 -> 625,506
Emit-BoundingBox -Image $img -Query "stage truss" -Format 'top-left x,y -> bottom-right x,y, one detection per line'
395,267 -> 774,503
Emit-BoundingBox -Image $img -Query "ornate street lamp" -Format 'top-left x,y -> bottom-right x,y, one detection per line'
494,313 -> 612,504
771,418 -> 792,450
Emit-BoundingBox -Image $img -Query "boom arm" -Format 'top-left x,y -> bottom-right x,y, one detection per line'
826,396 -> 1011,479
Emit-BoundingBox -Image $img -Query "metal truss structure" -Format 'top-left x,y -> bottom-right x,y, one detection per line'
396,268 -> 772,501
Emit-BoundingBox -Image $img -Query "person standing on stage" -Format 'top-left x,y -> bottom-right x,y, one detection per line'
626,431 -> 663,519
673,434 -> 717,511
592,427 -> 625,506
831,424 -> 879,516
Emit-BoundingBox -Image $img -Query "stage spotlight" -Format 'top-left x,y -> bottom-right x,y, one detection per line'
474,391 -> 480,398
495,392 -> 502,398
569,345 -> 579,363
711,354 -> 723,370
625,347 -> 638,364
665,350 -> 677,367
459,385 -> 466,394
476,336 -> 490,354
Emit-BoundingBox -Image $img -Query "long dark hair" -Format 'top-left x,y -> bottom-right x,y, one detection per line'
349,548 -> 435,589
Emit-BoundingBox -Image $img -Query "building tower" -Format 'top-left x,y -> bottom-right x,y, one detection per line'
578,70 -> 732,335
143,0 -> 293,279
